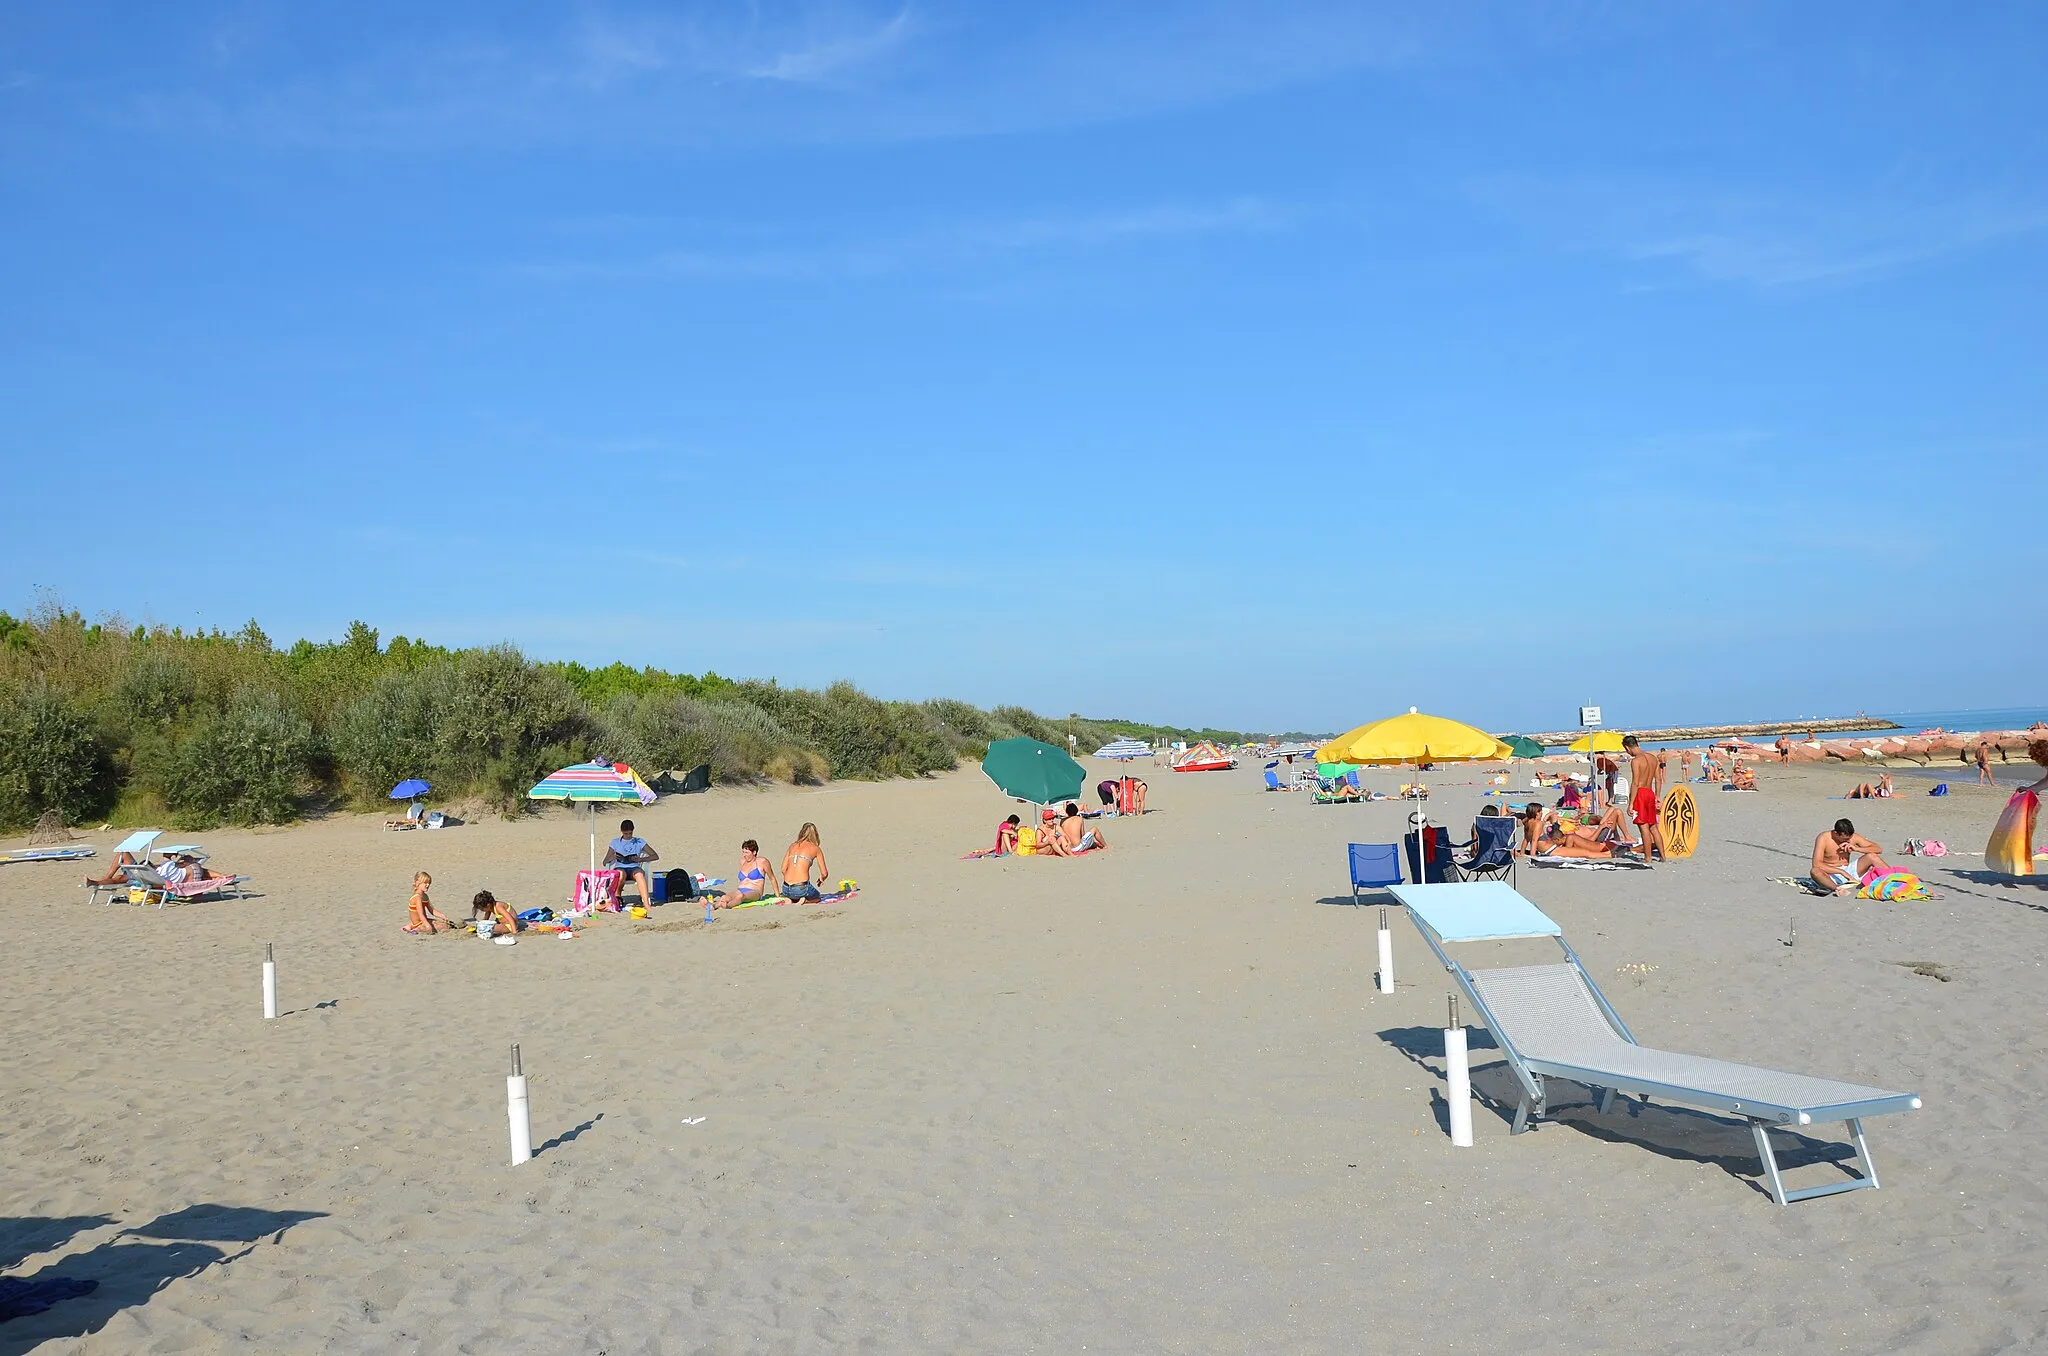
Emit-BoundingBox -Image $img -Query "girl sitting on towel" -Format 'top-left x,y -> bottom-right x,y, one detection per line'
406,872 -> 456,934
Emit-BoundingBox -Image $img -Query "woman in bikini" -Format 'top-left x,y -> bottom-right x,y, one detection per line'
780,823 -> 829,901
717,840 -> 779,908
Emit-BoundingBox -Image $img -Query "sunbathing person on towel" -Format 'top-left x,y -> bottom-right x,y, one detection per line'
966,815 -> 1022,859
1810,818 -> 1893,896
1039,804 -> 1108,856
715,839 -> 779,907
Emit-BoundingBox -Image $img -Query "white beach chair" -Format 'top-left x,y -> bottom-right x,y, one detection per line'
1390,881 -> 1921,1206
83,830 -> 162,904
118,863 -> 250,910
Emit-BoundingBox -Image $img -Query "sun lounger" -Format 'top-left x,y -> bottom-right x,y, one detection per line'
116,864 -> 250,910
386,802 -> 426,830
1390,881 -> 1920,1206
1347,842 -> 1402,905
83,830 -> 162,904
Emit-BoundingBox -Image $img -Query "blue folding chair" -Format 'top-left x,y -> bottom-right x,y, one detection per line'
1404,827 -> 1460,884
1456,815 -> 1519,886
1264,769 -> 1288,791
1347,842 -> 1402,905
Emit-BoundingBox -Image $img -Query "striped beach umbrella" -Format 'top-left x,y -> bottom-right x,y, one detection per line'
1093,738 -> 1152,760
528,761 -> 654,870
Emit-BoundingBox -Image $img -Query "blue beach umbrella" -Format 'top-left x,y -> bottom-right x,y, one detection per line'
389,779 -> 432,800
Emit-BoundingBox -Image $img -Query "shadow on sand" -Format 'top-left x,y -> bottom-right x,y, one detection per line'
0,1204 -> 324,1350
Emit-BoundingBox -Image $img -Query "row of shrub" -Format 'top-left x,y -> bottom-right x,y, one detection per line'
0,607 -> 1250,830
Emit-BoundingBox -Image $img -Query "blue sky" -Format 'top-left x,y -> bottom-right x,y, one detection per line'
2,2 -> 2042,733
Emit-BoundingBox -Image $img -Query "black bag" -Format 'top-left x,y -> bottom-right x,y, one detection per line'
665,868 -> 696,901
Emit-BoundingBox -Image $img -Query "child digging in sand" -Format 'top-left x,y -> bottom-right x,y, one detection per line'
406,872 -> 456,934
472,889 -> 519,936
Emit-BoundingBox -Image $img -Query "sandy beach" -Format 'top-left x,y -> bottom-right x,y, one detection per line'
3,758 -> 2046,1353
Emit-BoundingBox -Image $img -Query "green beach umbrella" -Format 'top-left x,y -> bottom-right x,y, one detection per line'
981,737 -> 1086,805
1501,736 -> 1546,760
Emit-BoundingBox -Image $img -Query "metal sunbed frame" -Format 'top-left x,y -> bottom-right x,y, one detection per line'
1390,882 -> 1921,1206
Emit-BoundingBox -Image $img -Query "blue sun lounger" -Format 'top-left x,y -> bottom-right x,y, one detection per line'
1390,881 -> 1921,1206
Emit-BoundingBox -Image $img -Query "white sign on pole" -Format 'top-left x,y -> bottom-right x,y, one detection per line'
1579,706 -> 1602,729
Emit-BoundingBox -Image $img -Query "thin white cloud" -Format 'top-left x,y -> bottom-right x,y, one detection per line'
748,8 -> 914,84
1472,174 -> 2048,290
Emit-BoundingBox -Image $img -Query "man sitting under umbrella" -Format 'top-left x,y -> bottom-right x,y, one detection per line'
602,818 -> 661,909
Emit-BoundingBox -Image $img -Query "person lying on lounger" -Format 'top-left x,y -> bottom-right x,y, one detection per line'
158,852 -> 227,886
84,846 -> 153,887
1534,805 -> 1640,859
716,839 -> 780,907
1811,818 -> 1893,896
406,871 -> 456,933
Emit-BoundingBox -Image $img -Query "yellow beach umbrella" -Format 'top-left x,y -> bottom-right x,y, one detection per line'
1317,708 -> 1512,766
1565,730 -> 1629,808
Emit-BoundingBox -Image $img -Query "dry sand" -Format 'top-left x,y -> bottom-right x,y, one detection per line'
3,758 -> 2046,1353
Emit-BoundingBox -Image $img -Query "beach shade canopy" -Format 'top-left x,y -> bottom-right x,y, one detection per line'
1269,741 -> 1318,758
1500,736 -> 1546,760
388,778 -> 432,800
1317,709 -> 1513,766
528,761 -> 655,870
1566,731 -> 1628,753
1093,737 -> 1153,760
983,737 -> 1087,804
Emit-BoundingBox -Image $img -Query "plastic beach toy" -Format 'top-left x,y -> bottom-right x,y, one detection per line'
493,935 -> 517,946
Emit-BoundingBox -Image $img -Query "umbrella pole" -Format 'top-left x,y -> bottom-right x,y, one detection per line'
589,803 -> 596,873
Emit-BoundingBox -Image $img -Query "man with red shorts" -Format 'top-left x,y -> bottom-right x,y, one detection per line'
1623,735 -> 1667,862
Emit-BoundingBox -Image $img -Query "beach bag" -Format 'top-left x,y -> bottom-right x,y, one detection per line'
1015,827 -> 1038,856
1986,789 -> 2038,876
517,907 -> 554,924
1929,783 -> 1949,796
663,868 -> 696,902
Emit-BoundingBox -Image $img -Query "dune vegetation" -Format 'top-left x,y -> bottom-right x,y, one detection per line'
0,606 -> 1248,830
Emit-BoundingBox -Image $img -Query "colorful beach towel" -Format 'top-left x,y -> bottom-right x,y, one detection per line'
1986,789 -> 2039,876
1857,869 -> 1934,901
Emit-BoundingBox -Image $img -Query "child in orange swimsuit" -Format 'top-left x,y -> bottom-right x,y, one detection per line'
406,872 -> 456,933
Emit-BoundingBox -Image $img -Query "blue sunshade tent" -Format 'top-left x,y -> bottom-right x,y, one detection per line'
389,779 -> 432,800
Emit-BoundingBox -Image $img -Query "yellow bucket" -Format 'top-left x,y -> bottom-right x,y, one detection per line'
628,906 -> 648,919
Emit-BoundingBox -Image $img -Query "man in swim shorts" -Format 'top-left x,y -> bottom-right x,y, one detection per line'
1810,817 -> 1892,896
1623,735 -> 1666,862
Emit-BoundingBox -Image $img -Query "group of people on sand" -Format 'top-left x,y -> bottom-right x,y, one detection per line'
711,823 -> 834,908
406,872 -> 520,935
970,803 -> 1111,858
1516,735 -> 1676,862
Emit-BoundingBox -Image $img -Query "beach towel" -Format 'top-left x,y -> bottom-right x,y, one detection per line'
1529,854 -> 1653,871
1903,839 -> 1949,857
1857,870 -> 1934,902
1,846 -> 96,865
1986,789 -> 2039,876
1771,876 -> 1836,897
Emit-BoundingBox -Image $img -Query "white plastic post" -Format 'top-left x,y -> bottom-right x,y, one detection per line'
1445,995 -> 1473,1148
1376,907 -> 1395,994
261,943 -> 277,1021
507,1044 -> 533,1166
